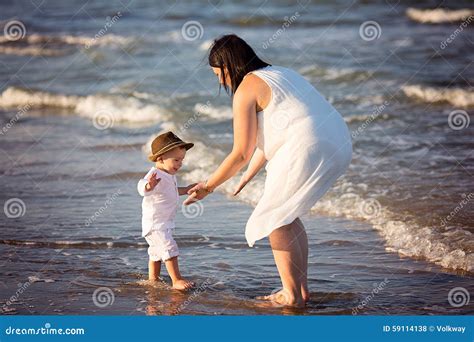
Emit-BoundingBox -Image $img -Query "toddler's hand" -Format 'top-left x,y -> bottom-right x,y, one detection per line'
146,172 -> 161,191
186,183 -> 198,192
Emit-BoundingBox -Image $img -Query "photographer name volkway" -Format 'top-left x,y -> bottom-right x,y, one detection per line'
437,325 -> 466,334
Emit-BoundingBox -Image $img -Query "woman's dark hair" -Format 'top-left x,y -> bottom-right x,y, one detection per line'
208,34 -> 271,95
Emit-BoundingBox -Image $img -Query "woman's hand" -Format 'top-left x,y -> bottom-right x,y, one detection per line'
183,182 -> 209,205
233,173 -> 250,196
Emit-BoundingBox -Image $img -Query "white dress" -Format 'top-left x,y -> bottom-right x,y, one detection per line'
245,65 -> 352,247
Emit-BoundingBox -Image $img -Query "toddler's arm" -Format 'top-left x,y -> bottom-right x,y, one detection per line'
178,183 -> 198,196
137,169 -> 160,196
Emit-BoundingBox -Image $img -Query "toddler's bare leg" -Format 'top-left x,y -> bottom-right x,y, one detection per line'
164,256 -> 194,290
148,260 -> 161,281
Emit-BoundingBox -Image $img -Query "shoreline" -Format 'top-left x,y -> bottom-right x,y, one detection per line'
1,189 -> 472,315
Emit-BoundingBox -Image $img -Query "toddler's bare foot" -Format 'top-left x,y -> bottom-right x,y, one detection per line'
172,279 -> 195,290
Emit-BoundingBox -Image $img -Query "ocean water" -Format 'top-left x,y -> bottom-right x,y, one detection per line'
0,0 -> 473,315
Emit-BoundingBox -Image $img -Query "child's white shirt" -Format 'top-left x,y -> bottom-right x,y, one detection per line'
137,167 -> 179,237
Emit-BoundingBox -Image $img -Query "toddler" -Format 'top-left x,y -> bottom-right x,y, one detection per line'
137,131 -> 196,290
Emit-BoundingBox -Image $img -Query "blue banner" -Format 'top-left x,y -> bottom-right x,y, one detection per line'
0,316 -> 472,341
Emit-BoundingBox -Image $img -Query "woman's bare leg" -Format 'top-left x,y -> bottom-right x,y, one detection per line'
293,218 -> 309,302
262,219 -> 305,307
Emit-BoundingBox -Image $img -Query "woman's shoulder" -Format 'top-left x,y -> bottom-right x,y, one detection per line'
234,74 -> 268,104
236,73 -> 262,94
235,72 -> 273,111
241,65 -> 276,87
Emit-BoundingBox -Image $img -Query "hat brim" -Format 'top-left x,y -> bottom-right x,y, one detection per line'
148,142 -> 194,162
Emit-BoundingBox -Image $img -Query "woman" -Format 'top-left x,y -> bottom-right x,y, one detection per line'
184,34 -> 352,307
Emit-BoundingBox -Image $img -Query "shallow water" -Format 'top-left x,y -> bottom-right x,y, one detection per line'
0,113 -> 473,315
0,0 -> 473,315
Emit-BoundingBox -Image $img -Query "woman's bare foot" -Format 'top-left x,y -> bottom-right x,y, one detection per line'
172,279 -> 195,290
257,289 -> 305,308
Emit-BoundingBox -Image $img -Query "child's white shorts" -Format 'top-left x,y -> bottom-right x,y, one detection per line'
144,228 -> 179,262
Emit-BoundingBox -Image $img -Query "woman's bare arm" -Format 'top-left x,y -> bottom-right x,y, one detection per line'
205,80 -> 258,191
183,75 -> 270,204
232,147 -> 266,196
242,147 -> 266,182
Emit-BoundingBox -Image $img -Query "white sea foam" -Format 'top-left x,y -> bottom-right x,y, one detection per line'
344,112 -> 390,124
313,182 -> 473,272
0,33 -> 133,46
197,100 -> 391,124
402,85 -> 474,108
28,275 -> 55,283
341,94 -> 387,107
0,33 -> 133,56
0,87 -> 80,108
199,39 -> 214,51
0,45 -> 66,56
299,65 -> 376,83
406,8 -> 474,24
193,102 -> 233,120
0,87 -> 169,124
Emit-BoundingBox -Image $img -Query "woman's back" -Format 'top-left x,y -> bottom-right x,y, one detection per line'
250,65 -> 351,160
